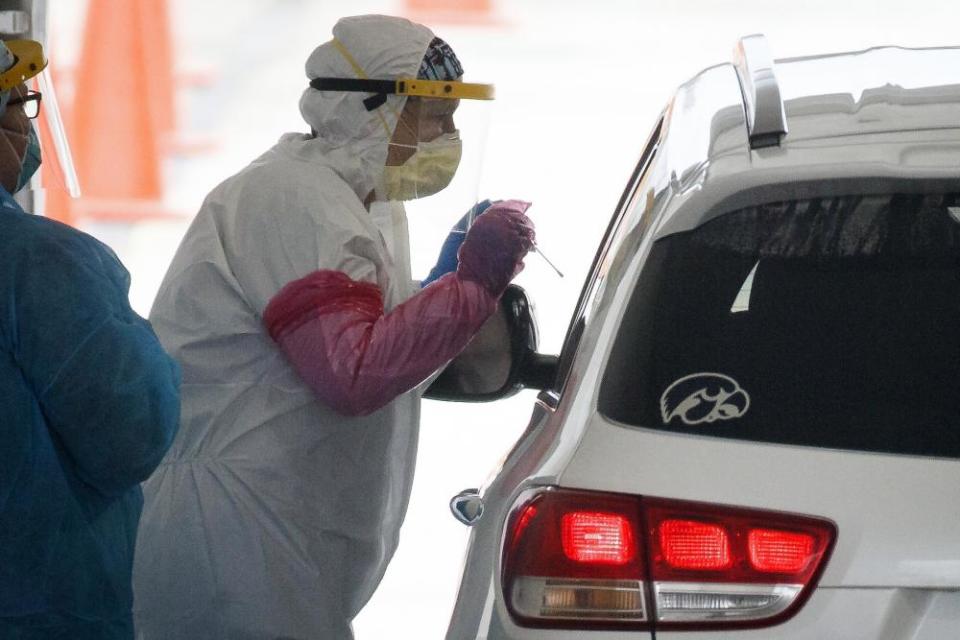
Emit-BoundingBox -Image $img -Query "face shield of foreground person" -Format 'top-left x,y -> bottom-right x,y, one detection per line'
133,14 -> 534,640
0,40 -> 181,640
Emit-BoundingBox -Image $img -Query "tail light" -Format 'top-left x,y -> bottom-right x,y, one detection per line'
502,488 -> 836,631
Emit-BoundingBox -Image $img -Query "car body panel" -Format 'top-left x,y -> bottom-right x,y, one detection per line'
658,587 -> 960,640
561,415 -> 960,589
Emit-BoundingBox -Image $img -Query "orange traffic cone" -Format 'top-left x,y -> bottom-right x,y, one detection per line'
404,0 -> 498,25
68,0 -> 175,221
140,0 -> 176,142
143,0 -> 219,157
132,0 -> 216,156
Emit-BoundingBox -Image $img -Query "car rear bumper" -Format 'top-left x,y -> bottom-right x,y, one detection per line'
453,587 -> 960,639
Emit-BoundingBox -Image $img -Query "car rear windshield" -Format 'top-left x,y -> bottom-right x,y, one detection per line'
600,193 -> 960,458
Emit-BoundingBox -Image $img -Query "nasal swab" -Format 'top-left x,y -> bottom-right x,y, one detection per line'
533,244 -> 563,278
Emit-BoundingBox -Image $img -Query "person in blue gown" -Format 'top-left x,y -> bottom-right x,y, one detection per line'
0,38 -> 180,640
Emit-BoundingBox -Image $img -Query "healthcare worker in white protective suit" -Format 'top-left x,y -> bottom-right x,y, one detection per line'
133,14 -> 535,640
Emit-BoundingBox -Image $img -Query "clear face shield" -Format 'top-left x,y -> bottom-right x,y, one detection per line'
35,68 -> 81,198
0,40 -> 80,200
381,79 -> 494,282
385,88 -> 493,242
383,81 -> 492,194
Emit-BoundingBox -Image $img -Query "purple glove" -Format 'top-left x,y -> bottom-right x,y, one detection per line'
457,199 -> 535,297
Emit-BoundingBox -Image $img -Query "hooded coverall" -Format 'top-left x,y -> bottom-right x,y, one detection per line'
133,15 -> 532,639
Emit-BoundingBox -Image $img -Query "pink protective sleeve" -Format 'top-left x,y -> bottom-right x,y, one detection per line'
263,270 -> 498,416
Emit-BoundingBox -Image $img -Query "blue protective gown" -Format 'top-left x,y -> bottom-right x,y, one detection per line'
0,187 -> 180,639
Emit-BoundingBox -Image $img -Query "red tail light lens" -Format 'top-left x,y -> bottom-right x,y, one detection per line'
561,511 -> 635,565
502,488 -> 836,632
510,504 -> 538,549
749,529 -> 816,573
659,519 -> 732,570
502,491 -> 647,627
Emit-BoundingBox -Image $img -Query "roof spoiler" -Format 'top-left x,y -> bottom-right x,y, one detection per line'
733,34 -> 788,149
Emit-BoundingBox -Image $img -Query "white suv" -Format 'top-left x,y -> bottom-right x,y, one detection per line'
430,35 -> 960,639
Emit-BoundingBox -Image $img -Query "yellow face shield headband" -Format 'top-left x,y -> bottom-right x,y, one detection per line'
0,40 -> 47,92
309,77 -> 495,111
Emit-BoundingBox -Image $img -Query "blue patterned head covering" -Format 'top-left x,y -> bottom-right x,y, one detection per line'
418,37 -> 463,81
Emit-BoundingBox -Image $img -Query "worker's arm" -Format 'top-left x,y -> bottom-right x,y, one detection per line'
264,202 -> 534,416
13,230 -> 180,497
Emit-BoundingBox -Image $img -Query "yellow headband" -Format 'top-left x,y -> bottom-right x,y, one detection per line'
0,40 -> 47,92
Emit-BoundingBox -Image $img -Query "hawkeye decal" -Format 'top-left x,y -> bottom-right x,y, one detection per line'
660,373 -> 750,426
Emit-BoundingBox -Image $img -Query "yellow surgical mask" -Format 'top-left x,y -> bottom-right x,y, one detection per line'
382,132 -> 462,201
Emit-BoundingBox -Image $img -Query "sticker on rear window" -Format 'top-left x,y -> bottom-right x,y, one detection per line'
660,373 -> 750,426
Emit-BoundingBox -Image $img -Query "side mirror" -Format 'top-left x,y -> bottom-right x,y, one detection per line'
425,285 -> 559,402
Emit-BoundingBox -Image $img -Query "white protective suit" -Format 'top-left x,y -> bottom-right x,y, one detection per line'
134,16 -> 450,639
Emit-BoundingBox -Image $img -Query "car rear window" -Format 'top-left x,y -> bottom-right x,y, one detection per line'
599,193 -> 960,458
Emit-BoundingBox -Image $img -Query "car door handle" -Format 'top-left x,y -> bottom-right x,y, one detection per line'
450,488 -> 484,526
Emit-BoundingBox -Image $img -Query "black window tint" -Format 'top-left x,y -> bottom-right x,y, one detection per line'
600,193 -> 960,458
